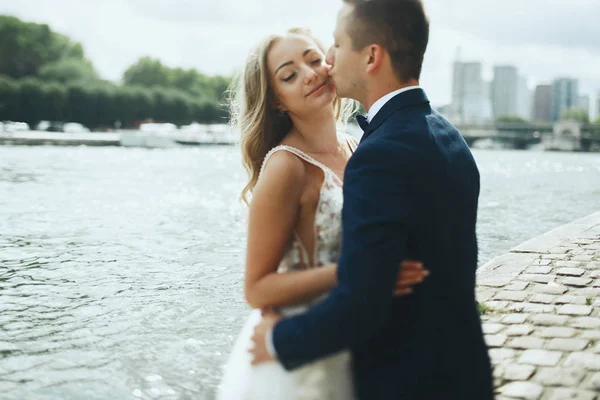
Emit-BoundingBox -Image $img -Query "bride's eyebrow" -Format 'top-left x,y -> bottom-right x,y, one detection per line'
275,49 -> 319,74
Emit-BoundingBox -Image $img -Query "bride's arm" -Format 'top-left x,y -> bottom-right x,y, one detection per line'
244,150 -> 335,309
247,263 -> 338,309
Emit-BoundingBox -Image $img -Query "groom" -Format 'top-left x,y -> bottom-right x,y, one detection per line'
251,0 -> 494,398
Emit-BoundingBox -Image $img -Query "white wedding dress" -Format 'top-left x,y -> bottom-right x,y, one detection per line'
216,138 -> 358,400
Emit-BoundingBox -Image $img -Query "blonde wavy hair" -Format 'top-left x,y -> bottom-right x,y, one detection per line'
229,27 -> 356,205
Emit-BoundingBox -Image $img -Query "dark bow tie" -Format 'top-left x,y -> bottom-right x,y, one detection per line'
356,114 -> 369,132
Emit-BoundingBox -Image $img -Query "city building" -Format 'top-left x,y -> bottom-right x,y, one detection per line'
516,76 -> 531,120
532,85 -> 553,122
491,66 -> 518,119
552,78 -> 579,121
450,61 -> 491,124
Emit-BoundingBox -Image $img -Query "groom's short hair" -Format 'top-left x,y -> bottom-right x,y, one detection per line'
342,0 -> 429,82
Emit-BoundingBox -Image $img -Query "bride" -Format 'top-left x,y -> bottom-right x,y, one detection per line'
216,28 -> 428,400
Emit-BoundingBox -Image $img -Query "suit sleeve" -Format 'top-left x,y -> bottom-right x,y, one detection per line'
272,140 -> 415,370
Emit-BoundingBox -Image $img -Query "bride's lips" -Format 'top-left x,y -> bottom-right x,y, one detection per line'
306,82 -> 327,97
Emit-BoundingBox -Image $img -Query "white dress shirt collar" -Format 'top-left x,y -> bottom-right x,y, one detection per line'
367,86 -> 421,122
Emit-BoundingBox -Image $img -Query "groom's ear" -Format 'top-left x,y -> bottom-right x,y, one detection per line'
365,44 -> 384,74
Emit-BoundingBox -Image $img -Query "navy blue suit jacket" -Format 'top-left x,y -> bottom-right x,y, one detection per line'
272,89 -> 494,400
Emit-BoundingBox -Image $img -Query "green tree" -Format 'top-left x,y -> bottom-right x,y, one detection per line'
38,58 -> 100,84
561,108 -> 589,124
114,86 -> 155,127
0,15 -> 85,78
595,116 -> 600,125
40,82 -> 67,122
16,78 -> 48,127
0,75 -> 18,121
123,57 -> 171,88
123,57 -> 232,103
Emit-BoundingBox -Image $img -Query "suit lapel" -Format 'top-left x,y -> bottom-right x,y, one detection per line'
360,89 -> 430,143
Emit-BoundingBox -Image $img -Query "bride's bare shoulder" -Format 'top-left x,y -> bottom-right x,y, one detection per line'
255,148 -> 306,194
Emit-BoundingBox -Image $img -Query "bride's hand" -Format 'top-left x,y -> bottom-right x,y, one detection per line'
394,260 -> 428,296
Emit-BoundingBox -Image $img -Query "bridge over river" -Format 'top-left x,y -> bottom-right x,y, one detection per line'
458,122 -> 600,151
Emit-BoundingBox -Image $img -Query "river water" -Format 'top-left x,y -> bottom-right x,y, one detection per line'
0,145 -> 599,399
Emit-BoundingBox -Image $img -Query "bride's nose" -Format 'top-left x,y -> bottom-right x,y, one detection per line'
303,67 -> 318,85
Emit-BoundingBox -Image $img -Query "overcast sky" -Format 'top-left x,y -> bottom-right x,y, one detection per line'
2,0 -> 599,116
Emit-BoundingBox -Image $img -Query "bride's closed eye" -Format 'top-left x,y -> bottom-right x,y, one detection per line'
283,73 -> 296,82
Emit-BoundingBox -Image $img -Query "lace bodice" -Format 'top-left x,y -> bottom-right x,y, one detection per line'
259,135 -> 358,274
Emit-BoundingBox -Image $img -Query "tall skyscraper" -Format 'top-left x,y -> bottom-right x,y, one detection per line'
451,61 -> 491,123
578,95 -> 590,114
597,91 -> 600,121
552,78 -> 579,121
516,76 -> 531,120
491,66 -> 518,119
532,85 -> 552,122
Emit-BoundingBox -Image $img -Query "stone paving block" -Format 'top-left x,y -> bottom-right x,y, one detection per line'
503,364 -> 536,381
505,281 -> 531,291
490,348 -> 517,363
593,343 -> 600,353
586,262 -> 600,269
499,381 -> 543,400
531,314 -> 570,326
519,349 -> 563,366
581,371 -> 600,391
535,327 -> 577,338
507,336 -> 545,349
592,279 -> 600,288
546,338 -> 590,352
570,317 -> 600,329
593,298 -> 600,307
554,295 -> 589,305
503,314 -> 530,325
485,301 -> 511,311
526,266 -> 553,274
556,267 -> 586,277
591,271 -> 600,279
554,260 -> 584,267
524,274 -> 555,284
479,279 -> 511,288
532,259 -> 553,266
477,288 -> 497,303
544,254 -> 570,260
495,290 -> 530,302
510,303 -> 556,314
549,246 -> 573,253
533,367 -> 586,387
571,254 -> 595,262
505,325 -> 535,336
483,323 -> 505,334
485,334 -> 508,348
534,284 -> 569,295
561,277 -> 593,287
564,352 -> 600,371
557,305 -> 593,316
530,294 -> 556,304
577,288 -> 600,297
544,388 -> 598,400
581,330 -> 600,340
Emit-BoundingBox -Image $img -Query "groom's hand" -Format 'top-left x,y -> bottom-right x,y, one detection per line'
250,310 -> 282,365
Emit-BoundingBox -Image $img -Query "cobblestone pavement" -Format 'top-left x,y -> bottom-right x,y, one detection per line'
477,212 -> 600,400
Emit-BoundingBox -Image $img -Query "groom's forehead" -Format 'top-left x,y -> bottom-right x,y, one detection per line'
336,4 -> 354,30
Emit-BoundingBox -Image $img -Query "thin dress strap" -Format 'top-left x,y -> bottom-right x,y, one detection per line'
260,145 -> 343,187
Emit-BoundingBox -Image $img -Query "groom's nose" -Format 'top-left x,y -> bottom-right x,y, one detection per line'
326,47 -> 335,66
